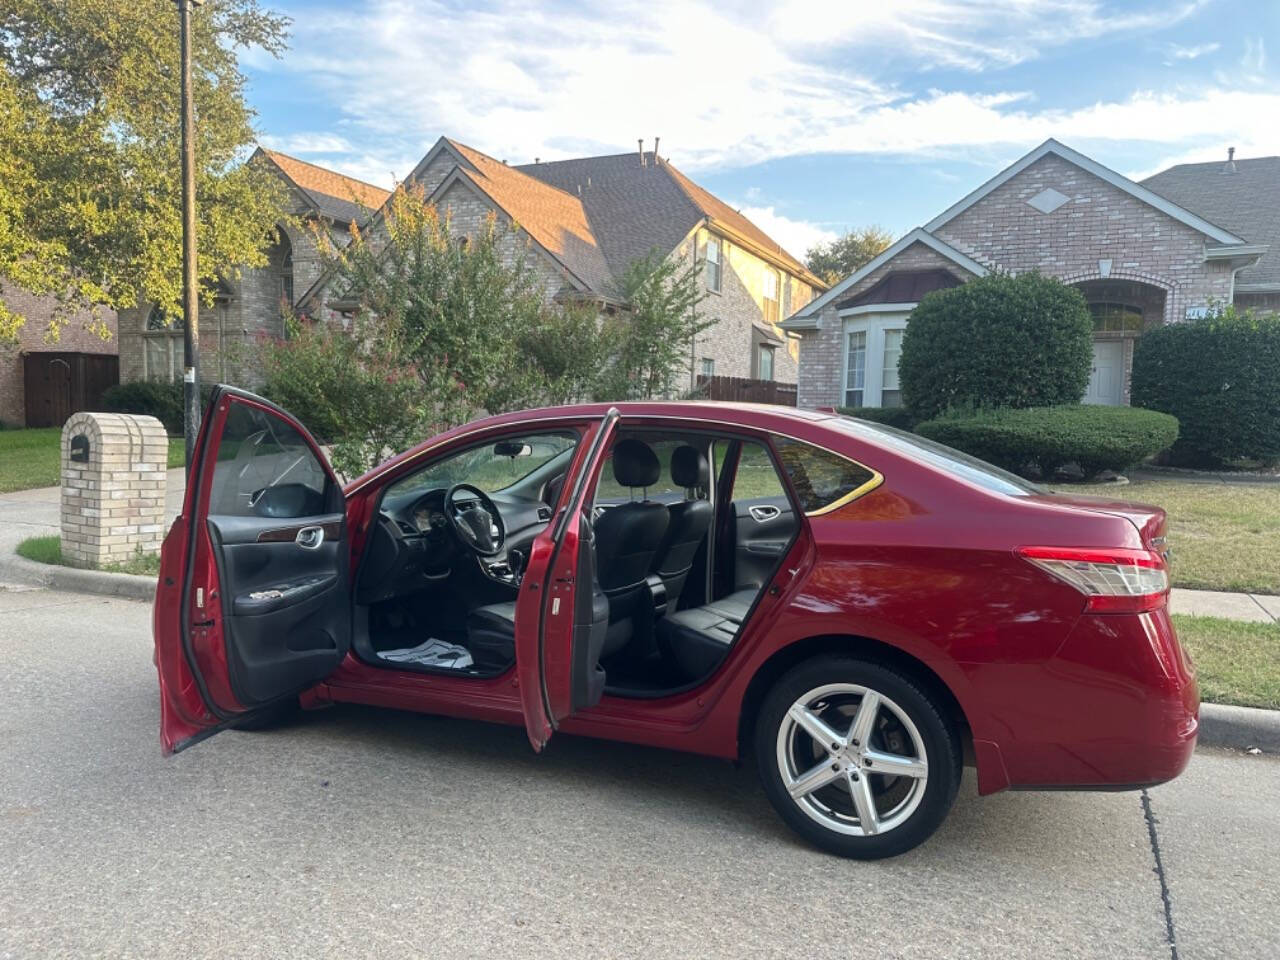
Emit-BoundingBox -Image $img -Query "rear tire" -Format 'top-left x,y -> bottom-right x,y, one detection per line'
755,656 -> 961,859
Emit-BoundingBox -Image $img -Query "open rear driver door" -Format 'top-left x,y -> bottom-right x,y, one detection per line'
154,386 -> 350,754
514,408 -> 619,751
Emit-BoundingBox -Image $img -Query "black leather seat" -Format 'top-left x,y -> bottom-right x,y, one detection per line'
594,438 -> 670,656
649,445 -> 712,607
465,438 -> 669,667
656,589 -> 756,681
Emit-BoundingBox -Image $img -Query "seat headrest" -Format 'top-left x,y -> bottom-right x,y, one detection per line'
611,438 -> 661,488
670,445 -> 708,488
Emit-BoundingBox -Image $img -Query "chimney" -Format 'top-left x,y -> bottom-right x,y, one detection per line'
654,136 -> 660,165
1224,146 -> 1237,174
534,156 -> 540,165
638,139 -> 645,167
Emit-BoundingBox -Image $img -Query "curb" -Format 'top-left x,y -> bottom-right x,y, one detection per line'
1197,702 -> 1280,753
0,551 -> 156,602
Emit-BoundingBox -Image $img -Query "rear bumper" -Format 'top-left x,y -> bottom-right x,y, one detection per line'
988,608 -> 1199,790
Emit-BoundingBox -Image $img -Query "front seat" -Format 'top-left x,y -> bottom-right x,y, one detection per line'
593,438 -> 670,656
466,438 -> 668,667
649,445 -> 712,607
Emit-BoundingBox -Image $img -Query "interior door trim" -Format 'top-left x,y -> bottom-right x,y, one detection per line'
255,521 -> 343,544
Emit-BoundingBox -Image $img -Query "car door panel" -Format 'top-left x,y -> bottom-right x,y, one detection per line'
730,495 -> 797,591
154,386 -> 350,754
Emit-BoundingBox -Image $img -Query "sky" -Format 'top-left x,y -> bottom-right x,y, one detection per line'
242,0 -> 1280,261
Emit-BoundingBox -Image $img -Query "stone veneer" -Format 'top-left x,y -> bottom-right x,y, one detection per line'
60,413 -> 168,569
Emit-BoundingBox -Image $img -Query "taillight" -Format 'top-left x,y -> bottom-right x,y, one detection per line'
1016,546 -> 1169,614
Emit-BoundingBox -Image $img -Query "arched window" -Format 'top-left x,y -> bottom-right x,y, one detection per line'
278,230 -> 294,310
142,305 -> 184,381
1089,302 -> 1143,333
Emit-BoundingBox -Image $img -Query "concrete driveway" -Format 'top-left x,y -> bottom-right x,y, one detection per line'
1,586 -> 1276,960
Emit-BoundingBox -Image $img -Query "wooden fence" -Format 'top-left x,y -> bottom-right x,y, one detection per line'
23,352 -> 119,428
693,375 -> 797,406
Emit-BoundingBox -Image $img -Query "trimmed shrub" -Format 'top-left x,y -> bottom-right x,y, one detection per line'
837,405 -> 918,430
914,405 -> 1179,480
101,381 -> 184,433
898,272 -> 1093,420
1131,307 -> 1280,467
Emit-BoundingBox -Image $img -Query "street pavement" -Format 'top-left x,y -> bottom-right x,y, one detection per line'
1,586 -> 1276,959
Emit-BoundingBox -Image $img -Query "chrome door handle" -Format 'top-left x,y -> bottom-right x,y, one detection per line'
748,504 -> 780,523
296,525 -> 324,550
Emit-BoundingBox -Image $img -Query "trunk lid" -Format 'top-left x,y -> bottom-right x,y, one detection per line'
1028,492 -> 1168,551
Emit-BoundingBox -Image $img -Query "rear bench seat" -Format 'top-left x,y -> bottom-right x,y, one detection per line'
656,589 -> 757,681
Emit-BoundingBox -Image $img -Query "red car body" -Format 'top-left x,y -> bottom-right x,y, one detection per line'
154,392 -> 1197,809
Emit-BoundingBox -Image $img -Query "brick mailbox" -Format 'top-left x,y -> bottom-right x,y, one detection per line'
60,412 -> 168,569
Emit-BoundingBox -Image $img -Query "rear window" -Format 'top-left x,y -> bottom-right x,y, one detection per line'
772,436 -> 877,514
833,417 -> 1042,496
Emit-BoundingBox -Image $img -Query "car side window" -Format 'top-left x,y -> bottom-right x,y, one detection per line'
772,436 -> 876,514
725,440 -> 787,501
212,402 -> 332,518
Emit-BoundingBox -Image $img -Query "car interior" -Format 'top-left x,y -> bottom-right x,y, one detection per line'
349,425 -> 801,697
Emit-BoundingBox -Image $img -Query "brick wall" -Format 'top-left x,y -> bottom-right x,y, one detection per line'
795,242 -> 975,408
0,290 -> 118,427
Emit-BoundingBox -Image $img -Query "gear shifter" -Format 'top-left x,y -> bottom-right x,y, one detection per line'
507,547 -> 527,582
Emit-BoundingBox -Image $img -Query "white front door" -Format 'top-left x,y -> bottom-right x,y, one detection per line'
1084,340 -> 1125,406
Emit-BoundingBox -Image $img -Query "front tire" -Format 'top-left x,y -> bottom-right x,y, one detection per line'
755,656 -> 961,859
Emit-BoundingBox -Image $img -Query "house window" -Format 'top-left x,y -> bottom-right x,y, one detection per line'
845,330 -> 866,407
881,328 -> 904,408
757,344 -> 775,381
280,239 -> 294,311
763,269 -> 779,325
704,235 -> 722,293
700,357 -> 715,378
1089,302 -> 1143,333
143,306 -> 185,383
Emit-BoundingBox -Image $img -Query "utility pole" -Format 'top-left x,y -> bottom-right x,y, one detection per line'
178,0 -> 203,471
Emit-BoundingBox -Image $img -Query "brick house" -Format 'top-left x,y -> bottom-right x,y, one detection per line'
298,137 -> 826,389
783,139 -> 1272,410
0,292 -> 118,428
117,149 -> 391,389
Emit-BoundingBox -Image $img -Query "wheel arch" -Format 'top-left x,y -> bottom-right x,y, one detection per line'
736,634 -> 973,762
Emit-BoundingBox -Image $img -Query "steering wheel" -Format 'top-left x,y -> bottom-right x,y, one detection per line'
444,484 -> 506,557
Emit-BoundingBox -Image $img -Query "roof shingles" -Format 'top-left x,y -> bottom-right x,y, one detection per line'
261,149 -> 391,225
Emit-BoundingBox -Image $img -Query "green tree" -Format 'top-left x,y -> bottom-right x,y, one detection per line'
596,250 -> 711,400
897,272 -> 1093,421
804,226 -> 894,287
0,0 -> 291,342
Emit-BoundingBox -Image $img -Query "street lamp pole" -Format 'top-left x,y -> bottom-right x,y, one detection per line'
178,0 -> 203,471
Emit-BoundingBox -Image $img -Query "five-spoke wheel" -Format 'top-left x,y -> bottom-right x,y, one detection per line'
757,657 -> 961,859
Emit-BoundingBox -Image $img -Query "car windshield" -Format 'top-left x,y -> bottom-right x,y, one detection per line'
388,433 -> 578,498
830,416 -> 1043,497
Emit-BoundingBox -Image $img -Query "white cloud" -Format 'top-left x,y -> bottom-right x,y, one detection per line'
258,132 -> 357,155
734,205 -> 838,260
1164,41 -> 1220,61
257,0 -> 1276,184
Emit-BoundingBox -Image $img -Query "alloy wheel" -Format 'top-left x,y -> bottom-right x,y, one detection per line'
775,682 -> 929,838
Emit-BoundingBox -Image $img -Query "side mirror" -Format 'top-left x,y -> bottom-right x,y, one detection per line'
250,483 -> 324,519
493,440 -> 533,458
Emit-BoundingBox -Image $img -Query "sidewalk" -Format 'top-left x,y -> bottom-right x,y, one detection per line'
1170,587 -> 1279,624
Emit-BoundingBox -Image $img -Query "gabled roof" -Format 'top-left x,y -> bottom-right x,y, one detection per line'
925,138 -> 1246,246
518,152 -> 827,289
1142,156 -> 1280,288
783,228 -> 986,327
439,139 -> 614,295
256,148 -> 391,225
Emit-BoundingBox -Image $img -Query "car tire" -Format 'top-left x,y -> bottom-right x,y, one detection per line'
755,656 -> 961,859
231,697 -> 301,732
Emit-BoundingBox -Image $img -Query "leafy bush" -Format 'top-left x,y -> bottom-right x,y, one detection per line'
1131,307 -> 1280,467
898,272 -> 1093,420
836,405 -> 917,430
914,405 -> 1179,479
101,381 -> 214,434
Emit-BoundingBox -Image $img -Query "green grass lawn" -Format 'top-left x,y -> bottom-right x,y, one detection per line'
17,533 -> 161,576
1172,614 -> 1280,711
0,428 -> 185,493
1058,477 -> 1280,596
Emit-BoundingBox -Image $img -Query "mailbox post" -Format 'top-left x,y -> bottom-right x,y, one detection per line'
60,413 -> 169,569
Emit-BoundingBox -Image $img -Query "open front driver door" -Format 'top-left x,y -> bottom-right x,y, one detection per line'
514,408 -> 619,751
154,386 -> 350,754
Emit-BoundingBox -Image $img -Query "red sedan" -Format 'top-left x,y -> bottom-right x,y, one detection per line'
153,387 -> 1198,859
